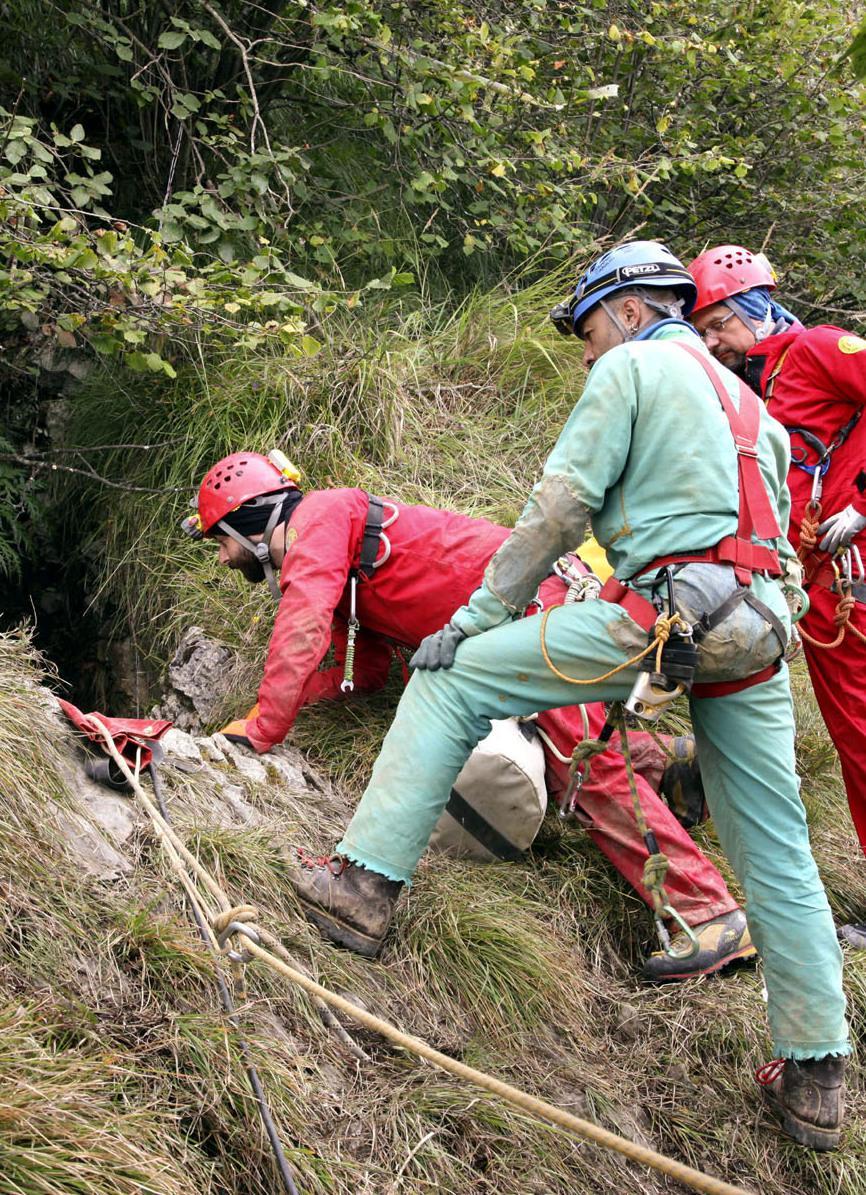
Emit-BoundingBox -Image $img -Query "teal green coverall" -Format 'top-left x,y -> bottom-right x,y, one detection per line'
337,324 -> 850,1061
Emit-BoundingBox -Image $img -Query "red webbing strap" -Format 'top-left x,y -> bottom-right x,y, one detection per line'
691,661 -> 779,699
636,539 -> 780,580
677,342 -> 781,584
598,576 -> 657,632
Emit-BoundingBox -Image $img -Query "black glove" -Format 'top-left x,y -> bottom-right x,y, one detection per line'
223,732 -> 254,748
410,620 -> 467,671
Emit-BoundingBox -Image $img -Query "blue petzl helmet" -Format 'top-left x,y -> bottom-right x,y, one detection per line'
550,241 -> 698,336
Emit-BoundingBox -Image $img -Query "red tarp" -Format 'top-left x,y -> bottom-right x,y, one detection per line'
57,698 -> 172,770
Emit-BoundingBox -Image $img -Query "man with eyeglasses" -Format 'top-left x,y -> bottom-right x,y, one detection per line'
291,240 -> 850,1149
689,245 -> 866,950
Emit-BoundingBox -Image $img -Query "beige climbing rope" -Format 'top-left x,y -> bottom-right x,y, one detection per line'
92,723 -> 752,1195
539,603 -> 691,685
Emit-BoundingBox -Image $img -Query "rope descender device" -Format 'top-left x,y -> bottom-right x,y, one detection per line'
625,568 -> 697,723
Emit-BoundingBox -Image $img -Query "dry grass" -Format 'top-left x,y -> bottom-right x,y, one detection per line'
0,629 -> 863,1194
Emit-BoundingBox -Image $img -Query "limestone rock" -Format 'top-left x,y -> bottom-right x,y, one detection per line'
157,626 -> 239,731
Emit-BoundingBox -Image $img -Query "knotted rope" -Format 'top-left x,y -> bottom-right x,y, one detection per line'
88,723 -> 750,1195
795,509 -> 866,649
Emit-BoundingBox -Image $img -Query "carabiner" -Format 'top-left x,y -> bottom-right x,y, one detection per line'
849,542 -> 865,586
341,576 -> 359,693
838,548 -> 854,589
216,920 -> 261,964
558,764 -> 587,819
810,466 -> 824,506
658,905 -> 700,960
782,580 -> 810,623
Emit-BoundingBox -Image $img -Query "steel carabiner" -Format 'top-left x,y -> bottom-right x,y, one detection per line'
658,905 -> 701,960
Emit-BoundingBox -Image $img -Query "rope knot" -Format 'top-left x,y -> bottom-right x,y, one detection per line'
212,903 -> 259,938
569,738 -> 611,765
642,852 -> 670,896
797,500 -> 822,560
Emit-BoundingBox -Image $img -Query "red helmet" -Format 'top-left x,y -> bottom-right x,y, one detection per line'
687,245 -> 776,317
196,451 -> 300,535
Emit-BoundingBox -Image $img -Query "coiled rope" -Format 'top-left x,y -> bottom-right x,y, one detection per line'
92,723 -> 753,1195
796,503 -> 866,649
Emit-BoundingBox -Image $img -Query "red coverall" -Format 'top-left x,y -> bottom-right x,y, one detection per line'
245,489 -> 737,924
749,325 -> 866,854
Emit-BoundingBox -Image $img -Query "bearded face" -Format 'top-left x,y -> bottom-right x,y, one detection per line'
231,548 -> 266,584
215,535 -> 266,583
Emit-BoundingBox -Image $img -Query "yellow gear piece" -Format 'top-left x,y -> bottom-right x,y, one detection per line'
578,535 -> 612,581
838,335 -> 866,355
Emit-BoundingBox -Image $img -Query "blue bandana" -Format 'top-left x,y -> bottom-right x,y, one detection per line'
725,286 -> 799,339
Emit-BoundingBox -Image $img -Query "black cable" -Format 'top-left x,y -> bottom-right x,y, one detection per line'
147,762 -> 301,1195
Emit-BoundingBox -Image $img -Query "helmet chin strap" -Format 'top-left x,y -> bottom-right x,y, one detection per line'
723,295 -> 773,344
600,293 -> 686,344
217,494 -> 289,601
600,299 -> 633,342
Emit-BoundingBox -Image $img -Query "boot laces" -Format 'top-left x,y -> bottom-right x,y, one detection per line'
755,1058 -> 785,1086
296,848 -> 348,876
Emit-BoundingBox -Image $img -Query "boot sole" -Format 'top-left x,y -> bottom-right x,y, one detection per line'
780,1108 -> 841,1151
763,1089 -> 842,1151
296,895 -> 385,959
643,943 -> 757,983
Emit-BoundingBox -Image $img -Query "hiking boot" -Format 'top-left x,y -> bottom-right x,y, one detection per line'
659,735 -> 708,829
289,849 -> 403,958
756,1055 -> 846,1150
642,908 -> 756,982
837,923 -> 866,949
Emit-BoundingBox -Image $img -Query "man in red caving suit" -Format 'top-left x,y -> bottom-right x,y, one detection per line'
689,244 -> 866,948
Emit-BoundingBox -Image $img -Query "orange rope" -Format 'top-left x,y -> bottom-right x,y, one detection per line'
797,500 -> 821,562
796,500 -> 866,648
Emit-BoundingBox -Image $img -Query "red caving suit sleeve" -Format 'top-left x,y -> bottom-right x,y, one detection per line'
788,328 -> 866,514
298,619 -> 393,707
245,493 -> 365,753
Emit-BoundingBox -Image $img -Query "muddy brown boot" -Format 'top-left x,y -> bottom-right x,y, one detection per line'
659,735 -> 708,829
290,849 -> 403,958
756,1055 -> 846,1150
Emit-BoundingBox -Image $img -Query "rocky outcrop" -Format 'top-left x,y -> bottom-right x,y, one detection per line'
155,625 -> 244,731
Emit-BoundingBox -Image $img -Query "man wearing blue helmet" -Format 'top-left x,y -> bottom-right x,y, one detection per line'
290,241 -> 850,1149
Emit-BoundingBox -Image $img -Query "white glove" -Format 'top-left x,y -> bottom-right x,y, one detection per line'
817,504 -> 866,554
781,556 -> 804,589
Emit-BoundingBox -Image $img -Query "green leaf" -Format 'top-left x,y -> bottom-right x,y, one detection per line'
846,20 -> 866,80
69,124 -> 86,143
284,272 -> 316,291
4,141 -> 27,166
158,30 -> 187,49
193,28 -> 221,50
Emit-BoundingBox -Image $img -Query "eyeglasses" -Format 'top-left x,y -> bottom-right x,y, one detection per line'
697,309 -> 737,340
